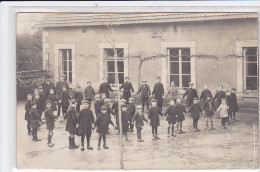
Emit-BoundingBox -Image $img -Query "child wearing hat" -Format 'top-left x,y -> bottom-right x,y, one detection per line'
182,82 -> 198,107
94,94 -> 104,118
164,100 -> 177,137
127,97 -> 136,132
135,80 -> 151,112
117,105 -> 130,141
64,100 -> 79,149
148,99 -> 163,140
216,98 -> 229,129
47,88 -> 58,112
60,86 -> 71,117
132,105 -> 148,142
188,98 -> 203,131
29,102 -> 42,141
203,94 -> 215,130
73,86 -> 84,114
175,97 -> 187,134
25,94 -> 33,135
94,105 -> 115,150
44,100 -> 58,147
84,81 -> 95,108
230,88 -> 239,122
78,100 -> 95,151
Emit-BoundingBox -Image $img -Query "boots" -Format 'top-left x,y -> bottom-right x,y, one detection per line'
33,130 -> 41,141
171,127 -> 176,137
72,137 -> 79,148
167,127 -> 170,137
211,121 -> 214,129
47,135 -> 54,147
87,137 -> 93,150
155,134 -> 160,139
69,137 -> 78,149
152,134 -> 156,140
103,135 -> 109,149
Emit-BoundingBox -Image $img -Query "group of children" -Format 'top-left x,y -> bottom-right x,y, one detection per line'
24,78 -> 239,151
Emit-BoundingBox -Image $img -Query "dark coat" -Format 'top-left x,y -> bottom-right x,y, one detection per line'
78,108 -> 95,136
203,99 -> 215,117
73,92 -> 83,105
229,93 -> 239,112
94,100 -> 104,117
164,105 -> 177,124
132,112 -> 148,128
182,88 -> 198,106
111,101 -> 119,116
152,83 -> 164,104
42,81 -> 55,99
24,101 -> 31,121
95,113 -> 114,135
213,91 -> 226,107
120,82 -> 134,100
44,108 -> 57,130
188,103 -> 202,119
175,103 -> 186,122
84,86 -> 95,100
38,93 -> 46,112
200,89 -> 212,101
104,104 -> 112,116
29,108 -> 41,128
60,91 -> 71,107
65,107 -> 78,134
148,106 -> 162,126
47,94 -> 58,111
136,84 -> 151,98
117,111 -> 130,132
127,103 -> 136,119
98,82 -> 113,98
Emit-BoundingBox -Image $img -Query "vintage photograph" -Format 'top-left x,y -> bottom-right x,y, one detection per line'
16,12 -> 259,170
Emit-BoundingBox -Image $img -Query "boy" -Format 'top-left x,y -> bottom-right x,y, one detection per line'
84,81 -> 95,108
203,94 -> 215,130
135,80 -> 151,112
225,90 -> 232,125
94,106 -> 115,150
182,82 -> 198,107
132,105 -> 148,142
230,88 -> 239,122
104,98 -> 112,116
200,84 -> 212,102
94,94 -> 104,118
38,86 -> 46,123
120,77 -> 134,105
34,94 -> 44,125
164,100 -> 177,137
152,77 -> 164,111
111,95 -> 119,129
165,81 -> 179,103
64,100 -> 79,149
44,100 -> 57,147
60,86 -> 71,117
188,98 -> 202,131
73,86 -> 83,114
148,99 -> 163,140
29,102 -> 41,141
118,105 -> 130,141
25,94 -> 33,135
78,100 -> 95,151
42,75 -> 55,100
175,97 -> 186,134
217,98 -> 229,129
127,97 -> 136,132
55,74 -> 69,117
98,77 -> 114,98
213,85 -> 226,109
33,88 -> 39,99
47,88 -> 58,112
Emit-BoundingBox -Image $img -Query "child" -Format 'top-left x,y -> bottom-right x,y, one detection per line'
165,81 -> 179,103
111,95 -> 119,129
152,77 -> 164,111
33,88 -> 39,99
47,88 -> 58,112
34,94 -> 44,125
230,88 -> 239,122
188,98 -> 202,131
127,97 -> 136,132
60,86 -> 71,117
175,97 -> 186,134
38,86 -> 46,123
182,82 -> 198,107
118,105 -> 130,141
213,85 -> 226,109
120,76 -> 134,105
101,93 -> 107,104
94,94 -> 104,118
25,94 -> 33,135
132,105 -> 148,142
84,81 -> 95,108
200,84 -> 212,102
164,100 -> 177,137
73,86 -> 83,114
225,90 -> 232,125
94,106 -> 115,150
217,98 -> 229,129
104,98 -> 112,117
78,100 -> 95,151
135,80 -> 151,112
203,94 -> 215,130
148,99 -> 163,140
64,100 -> 79,149
44,100 -> 57,147
29,102 -> 41,141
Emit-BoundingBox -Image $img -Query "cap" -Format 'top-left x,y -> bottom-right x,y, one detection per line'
129,97 -> 134,101
193,98 -> 198,101
151,99 -> 157,103
95,94 -> 101,98
104,98 -> 111,103
120,99 -> 126,103
101,106 -> 107,110
206,94 -> 212,97
46,100 -> 52,104
83,100 -> 90,104
71,100 -> 77,104
136,105 -> 142,109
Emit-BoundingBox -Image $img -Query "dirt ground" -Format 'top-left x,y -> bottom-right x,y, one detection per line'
16,100 -> 259,170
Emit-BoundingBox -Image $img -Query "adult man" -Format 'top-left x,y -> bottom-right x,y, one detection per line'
120,77 -> 134,104
182,82 -> 198,107
152,77 -> 164,111
55,74 -> 69,117
98,77 -> 113,98
135,80 -> 151,112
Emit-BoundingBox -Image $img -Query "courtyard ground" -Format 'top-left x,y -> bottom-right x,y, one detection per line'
17,100 -> 259,170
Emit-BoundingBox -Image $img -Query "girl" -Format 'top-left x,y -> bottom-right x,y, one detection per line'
148,99 -> 163,140
175,97 -> 186,134
230,88 -> 239,122
44,100 -> 57,147
164,100 -> 177,137
217,98 -> 229,129
118,105 -> 130,141
132,105 -> 148,142
188,98 -> 202,131
203,94 -> 215,130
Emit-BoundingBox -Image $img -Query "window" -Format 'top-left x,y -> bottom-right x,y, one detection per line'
169,48 -> 191,87
61,49 -> 72,83
104,48 -> 124,84
243,47 -> 258,90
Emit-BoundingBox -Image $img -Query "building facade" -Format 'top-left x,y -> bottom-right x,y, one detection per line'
37,13 -> 259,97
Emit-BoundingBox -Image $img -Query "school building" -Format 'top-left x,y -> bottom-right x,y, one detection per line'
36,12 -> 259,98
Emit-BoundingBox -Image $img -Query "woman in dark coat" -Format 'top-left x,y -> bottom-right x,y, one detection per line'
78,100 -> 95,151
148,99 -> 163,140
229,88 -> 239,121
64,101 -> 79,149
152,77 -> 164,111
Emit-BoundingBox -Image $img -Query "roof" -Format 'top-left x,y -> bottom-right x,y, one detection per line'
35,12 -> 258,28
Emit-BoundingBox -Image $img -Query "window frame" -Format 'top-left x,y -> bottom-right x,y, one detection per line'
60,49 -> 73,84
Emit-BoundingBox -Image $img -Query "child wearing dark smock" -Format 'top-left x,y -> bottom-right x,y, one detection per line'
164,100 -> 177,137
148,99 -> 163,140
